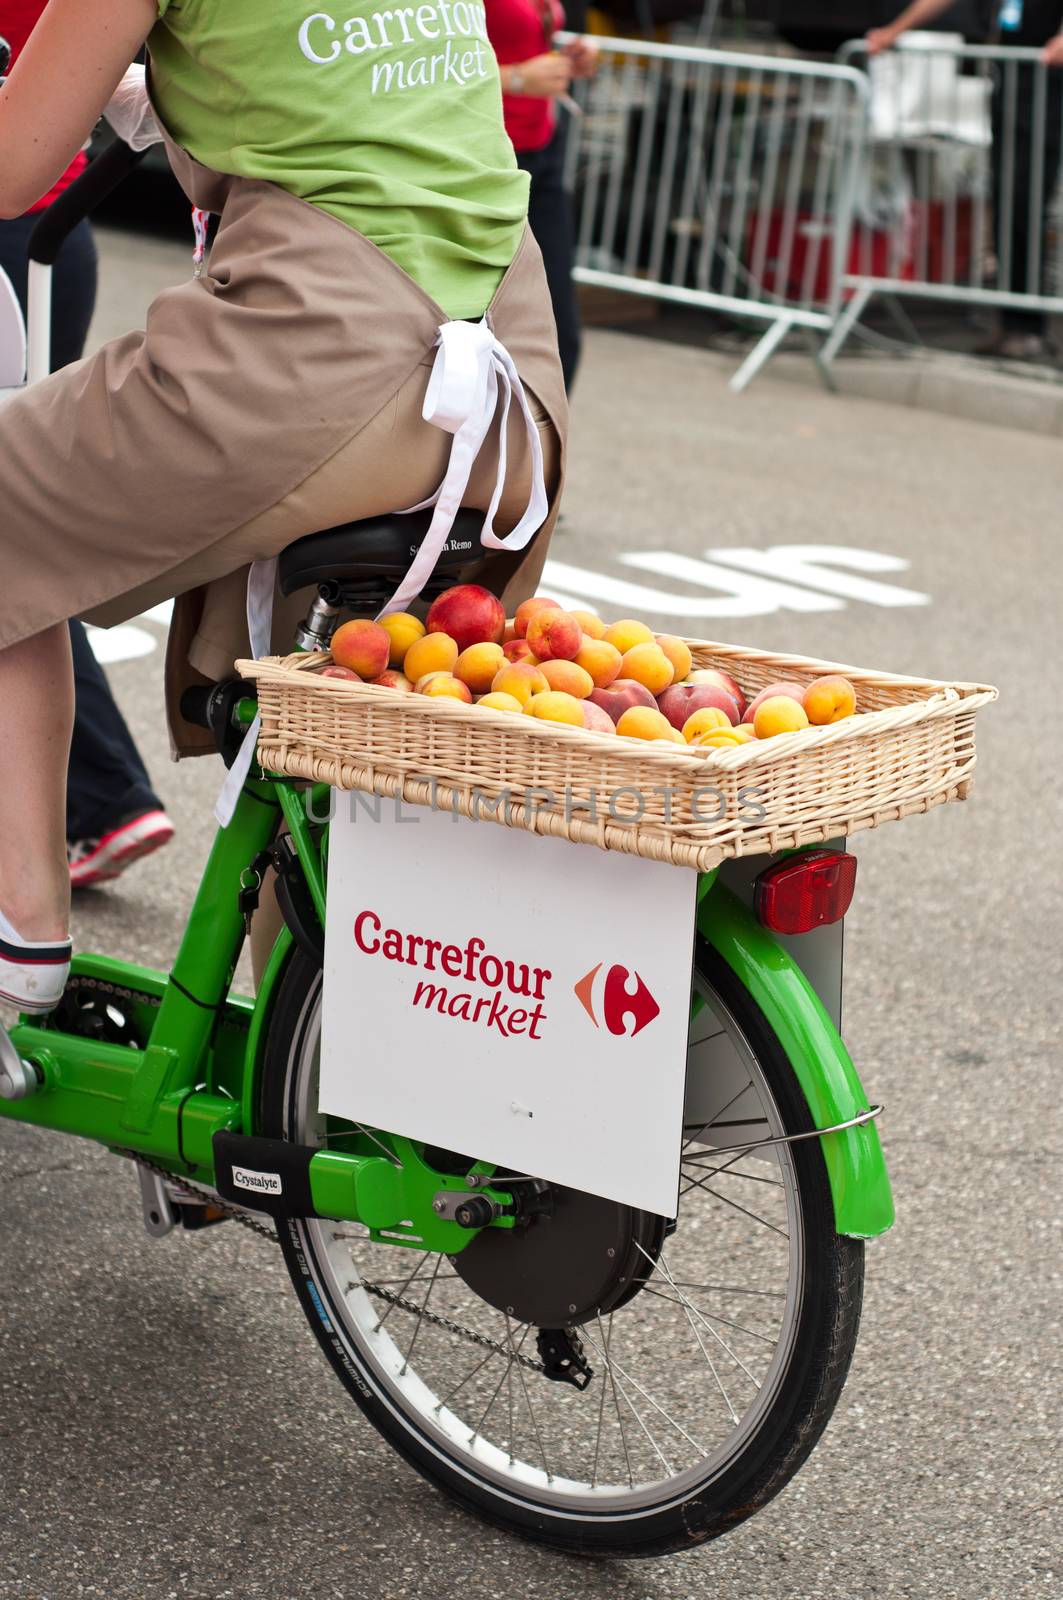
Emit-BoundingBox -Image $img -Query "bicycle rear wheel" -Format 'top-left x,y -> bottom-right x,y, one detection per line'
259,941 -> 863,1557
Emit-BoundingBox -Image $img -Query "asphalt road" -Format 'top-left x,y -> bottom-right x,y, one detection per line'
1,226 -> 1060,1600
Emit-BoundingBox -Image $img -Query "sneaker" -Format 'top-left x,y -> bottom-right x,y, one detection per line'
0,915 -> 71,1016
68,809 -> 175,889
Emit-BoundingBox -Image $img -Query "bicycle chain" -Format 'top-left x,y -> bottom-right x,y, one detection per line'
64,976 -> 543,1371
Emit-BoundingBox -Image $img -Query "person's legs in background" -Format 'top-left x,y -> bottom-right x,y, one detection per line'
990,69 -> 1063,352
0,213 -> 173,886
518,118 -> 582,392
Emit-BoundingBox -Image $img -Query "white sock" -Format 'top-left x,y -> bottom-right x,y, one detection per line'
0,904 -> 70,952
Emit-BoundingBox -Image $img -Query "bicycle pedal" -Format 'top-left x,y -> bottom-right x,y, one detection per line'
0,1031 -> 40,1101
137,1162 -> 178,1239
176,1201 -> 232,1231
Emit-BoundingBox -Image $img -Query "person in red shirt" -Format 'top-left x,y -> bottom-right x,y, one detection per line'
487,0 -> 596,390
0,2 -> 174,887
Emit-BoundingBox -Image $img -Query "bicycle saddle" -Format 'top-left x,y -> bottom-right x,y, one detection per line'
278,508 -> 483,608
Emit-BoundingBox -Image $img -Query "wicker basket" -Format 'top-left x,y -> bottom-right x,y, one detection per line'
239,640 -> 997,872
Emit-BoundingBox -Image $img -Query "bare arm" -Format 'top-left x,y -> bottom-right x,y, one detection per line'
0,0 -> 157,218
866,0 -> 956,53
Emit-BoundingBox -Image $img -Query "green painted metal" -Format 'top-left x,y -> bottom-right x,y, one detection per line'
697,882 -> 894,1239
240,924 -> 294,1134
275,783 -> 327,928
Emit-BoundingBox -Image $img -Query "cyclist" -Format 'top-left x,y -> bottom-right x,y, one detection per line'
0,0 -> 566,1016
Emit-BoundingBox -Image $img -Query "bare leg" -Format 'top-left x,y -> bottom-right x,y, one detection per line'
0,624 -> 73,942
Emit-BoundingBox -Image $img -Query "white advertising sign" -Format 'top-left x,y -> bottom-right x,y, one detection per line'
321,801 -> 698,1217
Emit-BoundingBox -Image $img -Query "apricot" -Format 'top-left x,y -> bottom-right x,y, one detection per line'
378,611 -> 425,668
526,609 -> 583,662
331,618 -> 391,680
570,609 -> 607,640
753,696 -> 810,738
691,727 -> 749,750
514,595 -> 562,638
539,658 -> 594,698
576,637 -> 623,689
491,662 -> 549,707
477,691 -> 524,714
425,584 -> 505,650
403,631 -> 459,683
455,642 -> 505,694
604,618 -> 654,654
580,700 -> 617,735
416,672 -> 473,703
371,670 -> 413,692
525,690 -> 586,727
656,635 -> 693,684
616,706 -> 680,742
803,675 -> 857,725
682,706 -> 733,743
502,638 -> 537,665
743,681 -> 807,725
620,642 -> 675,696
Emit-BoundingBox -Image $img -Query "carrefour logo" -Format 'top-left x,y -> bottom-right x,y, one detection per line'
574,963 -> 661,1037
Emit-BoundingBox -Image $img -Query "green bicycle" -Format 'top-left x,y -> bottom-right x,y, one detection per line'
0,509 -> 891,1560
0,140 -> 891,1559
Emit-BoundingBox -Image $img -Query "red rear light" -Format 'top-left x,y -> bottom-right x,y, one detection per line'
754,850 -> 857,935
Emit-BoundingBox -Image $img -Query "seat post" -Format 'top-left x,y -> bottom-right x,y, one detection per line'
296,585 -> 343,652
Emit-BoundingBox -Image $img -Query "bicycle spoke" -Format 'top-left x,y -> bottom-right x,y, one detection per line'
401,1253 -> 443,1375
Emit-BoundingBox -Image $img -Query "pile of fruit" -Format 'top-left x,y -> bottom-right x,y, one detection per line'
324,585 -> 858,750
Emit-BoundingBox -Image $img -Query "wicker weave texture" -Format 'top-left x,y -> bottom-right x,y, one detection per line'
241,639 -> 997,871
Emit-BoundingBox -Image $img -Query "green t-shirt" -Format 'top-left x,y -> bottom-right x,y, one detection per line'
150,1 -> 529,318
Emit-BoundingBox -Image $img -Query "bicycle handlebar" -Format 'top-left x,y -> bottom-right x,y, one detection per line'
27,138 -> 148,267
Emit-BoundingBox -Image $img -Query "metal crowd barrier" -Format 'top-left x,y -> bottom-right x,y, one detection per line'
824,37 -> 1063,364
558,34 -> 871,390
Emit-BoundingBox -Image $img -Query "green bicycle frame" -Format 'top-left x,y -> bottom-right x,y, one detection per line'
0,762 -> 893,1243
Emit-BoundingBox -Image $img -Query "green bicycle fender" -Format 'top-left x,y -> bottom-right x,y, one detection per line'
697,884 -> 894,1240
241,925 -> 295,1134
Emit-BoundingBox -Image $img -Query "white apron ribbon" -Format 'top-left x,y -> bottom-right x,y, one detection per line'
215,318 -> 548,826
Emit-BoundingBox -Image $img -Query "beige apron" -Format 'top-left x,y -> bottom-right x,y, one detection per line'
0,140 -> 567,755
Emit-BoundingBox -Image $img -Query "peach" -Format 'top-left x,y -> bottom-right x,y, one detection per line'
425,584 -> 505,650
455,642 -> 505,694
658,682 -> 739,731
539,658 -> 594,698
321,664 -> 359,682
371,670 -> 414,692
621,642 -> 675,695
803,675 -> 857,725
753,696 -> 810,738
656,635 -> 693,684
580,700 -> 617,735
417,672 -> 473,703
514,595 -> 562,638
742,682 -> 807,725
571,609 -> 607,640
491,662 -> 549,707
604,618 -> 654,654
617,706 -> 681,742
688,667 -> 747,718
576,637 -> 623,689
502,638 -> 537,665
525,690 -> 586,727
588,679 -> 657,725
682,706 -> 733,743
331,618 -> 391,681
477,691 -> 524,714
403,631 -> 459,683
378,611 -> 425,668
526,609 -> 583,662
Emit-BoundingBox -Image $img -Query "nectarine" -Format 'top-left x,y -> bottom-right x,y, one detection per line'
425,585 -> 505,650
588,679 -> 657,725
688,666 -> 747,718
371,670 -> 413,692
321,664 -> 359,681
658,681 -> 739,731
580,700 -> 617,735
